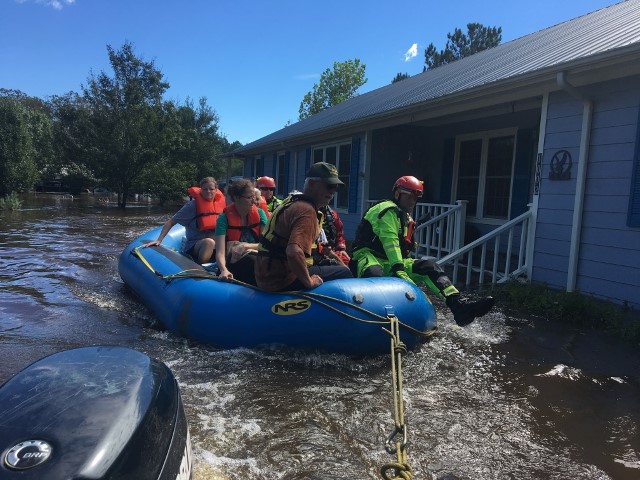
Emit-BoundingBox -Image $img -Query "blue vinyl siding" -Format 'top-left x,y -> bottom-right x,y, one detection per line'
534,77 -> 640,307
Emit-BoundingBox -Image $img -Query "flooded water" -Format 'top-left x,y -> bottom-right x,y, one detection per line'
1,194 -> 638,479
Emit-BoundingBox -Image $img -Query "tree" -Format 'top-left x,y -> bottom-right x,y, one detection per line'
0,98 -> 39,195
0,94 -> 50,195
82,42 -> 170,208
298,59 -> 367,120
392,73 -> 410,84
48,92 -> 98,193
424,23 -> 502,71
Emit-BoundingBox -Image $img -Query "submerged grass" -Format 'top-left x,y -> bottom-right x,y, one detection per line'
490,280 -> 640,342
0,192 -> 23,210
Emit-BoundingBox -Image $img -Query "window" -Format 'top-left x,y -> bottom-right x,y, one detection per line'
311,141 -> 351,210
254,156 -> 263,177
453,130 -> 516,221
276,153 -> 286,197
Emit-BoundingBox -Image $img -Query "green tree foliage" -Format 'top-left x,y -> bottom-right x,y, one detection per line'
424,23 -> 502,71
392,72 -> 410,84
168,97 -> 225,181
0,96 -> 40,196
83,42 -> 170,208
48,92 -> 97,192
298,59 -> 367,120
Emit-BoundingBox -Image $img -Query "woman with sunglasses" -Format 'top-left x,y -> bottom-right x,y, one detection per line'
256,176 -> 282,213
214,179 -> 268,285
350,175 -> 494,327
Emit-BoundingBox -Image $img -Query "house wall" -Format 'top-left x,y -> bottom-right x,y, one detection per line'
534,76 -> 640,308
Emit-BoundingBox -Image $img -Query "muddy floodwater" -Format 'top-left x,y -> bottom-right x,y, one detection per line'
1,194 -> 638,479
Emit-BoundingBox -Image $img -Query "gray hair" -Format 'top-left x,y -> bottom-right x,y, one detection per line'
303,177 -> 322,190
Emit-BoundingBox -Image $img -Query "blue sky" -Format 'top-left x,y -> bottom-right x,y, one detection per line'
1,0 -> 622,145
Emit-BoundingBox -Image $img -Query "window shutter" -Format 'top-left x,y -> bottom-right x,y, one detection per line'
440,138 -> 455,203
272,153 -> 277,178
628,108 -> 640,227
305,148 -> 311,173
511,128 -> 536,218
284,151 -> 290,194
256,156 -> 263,177
349,137 -> 361,213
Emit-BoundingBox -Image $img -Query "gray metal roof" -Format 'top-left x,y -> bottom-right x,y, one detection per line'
236,0 -> 640,154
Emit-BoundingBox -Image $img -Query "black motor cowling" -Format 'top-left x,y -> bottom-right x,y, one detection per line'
0,346 -> 191,479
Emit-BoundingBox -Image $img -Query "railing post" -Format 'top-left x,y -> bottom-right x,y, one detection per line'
525,200 -> 538,282
453,200 -> 467,250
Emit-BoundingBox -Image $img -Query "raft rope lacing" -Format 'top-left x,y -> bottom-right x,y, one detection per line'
132,246 -> 437,338
133,246 -> 424,478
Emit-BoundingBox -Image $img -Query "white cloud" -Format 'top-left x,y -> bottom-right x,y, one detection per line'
404,43 -> 418,62
16,0 -> 76,9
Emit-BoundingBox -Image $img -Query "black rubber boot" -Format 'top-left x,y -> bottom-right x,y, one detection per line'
445,294 -> 495,326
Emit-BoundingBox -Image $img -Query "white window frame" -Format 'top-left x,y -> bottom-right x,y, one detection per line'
253,155 -> 262,178
452,128 -> 517,224
311,139 -> 351,211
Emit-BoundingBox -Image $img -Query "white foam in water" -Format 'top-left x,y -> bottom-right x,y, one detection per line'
614,458 -> 640,469
536,364 -> 584,380
197,449 -> 260,479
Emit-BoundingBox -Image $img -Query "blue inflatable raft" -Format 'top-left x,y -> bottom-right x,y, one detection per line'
119,225 -> 437,355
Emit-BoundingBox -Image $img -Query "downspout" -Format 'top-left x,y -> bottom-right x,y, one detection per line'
556,71 -> 593,293
525,92 -> 549,281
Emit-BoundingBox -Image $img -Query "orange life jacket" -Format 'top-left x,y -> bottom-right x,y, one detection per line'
187,186 -> 226,231
223,204 -> 262,241
258,197 -> 270,218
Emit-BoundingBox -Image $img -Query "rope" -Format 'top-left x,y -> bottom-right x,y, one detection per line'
132,246 -> 438,338
379,313 -> 414,480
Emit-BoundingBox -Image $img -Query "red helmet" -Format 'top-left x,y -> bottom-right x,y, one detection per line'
393,176 -> 423,197
256,176 -> 276,188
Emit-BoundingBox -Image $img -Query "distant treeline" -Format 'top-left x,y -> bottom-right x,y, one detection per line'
0,42 -> 242,207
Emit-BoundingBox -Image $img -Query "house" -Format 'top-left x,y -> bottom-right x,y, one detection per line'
232,0 -> 640,309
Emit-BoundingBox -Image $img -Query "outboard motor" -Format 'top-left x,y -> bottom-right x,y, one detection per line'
0,346 -> 191,479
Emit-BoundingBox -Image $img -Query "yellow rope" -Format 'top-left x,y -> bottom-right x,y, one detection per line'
380,314 -> 414,480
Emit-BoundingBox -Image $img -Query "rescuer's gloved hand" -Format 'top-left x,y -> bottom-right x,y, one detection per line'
391,263 -> 414,285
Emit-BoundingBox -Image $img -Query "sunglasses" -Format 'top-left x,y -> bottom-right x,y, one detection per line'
398,187 -> 422,199
325,183 -> 339,191
259,187 -> 275,191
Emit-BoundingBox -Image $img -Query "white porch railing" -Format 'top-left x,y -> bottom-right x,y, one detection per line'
435,207 -> 535,286
413,200 -> 467,260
